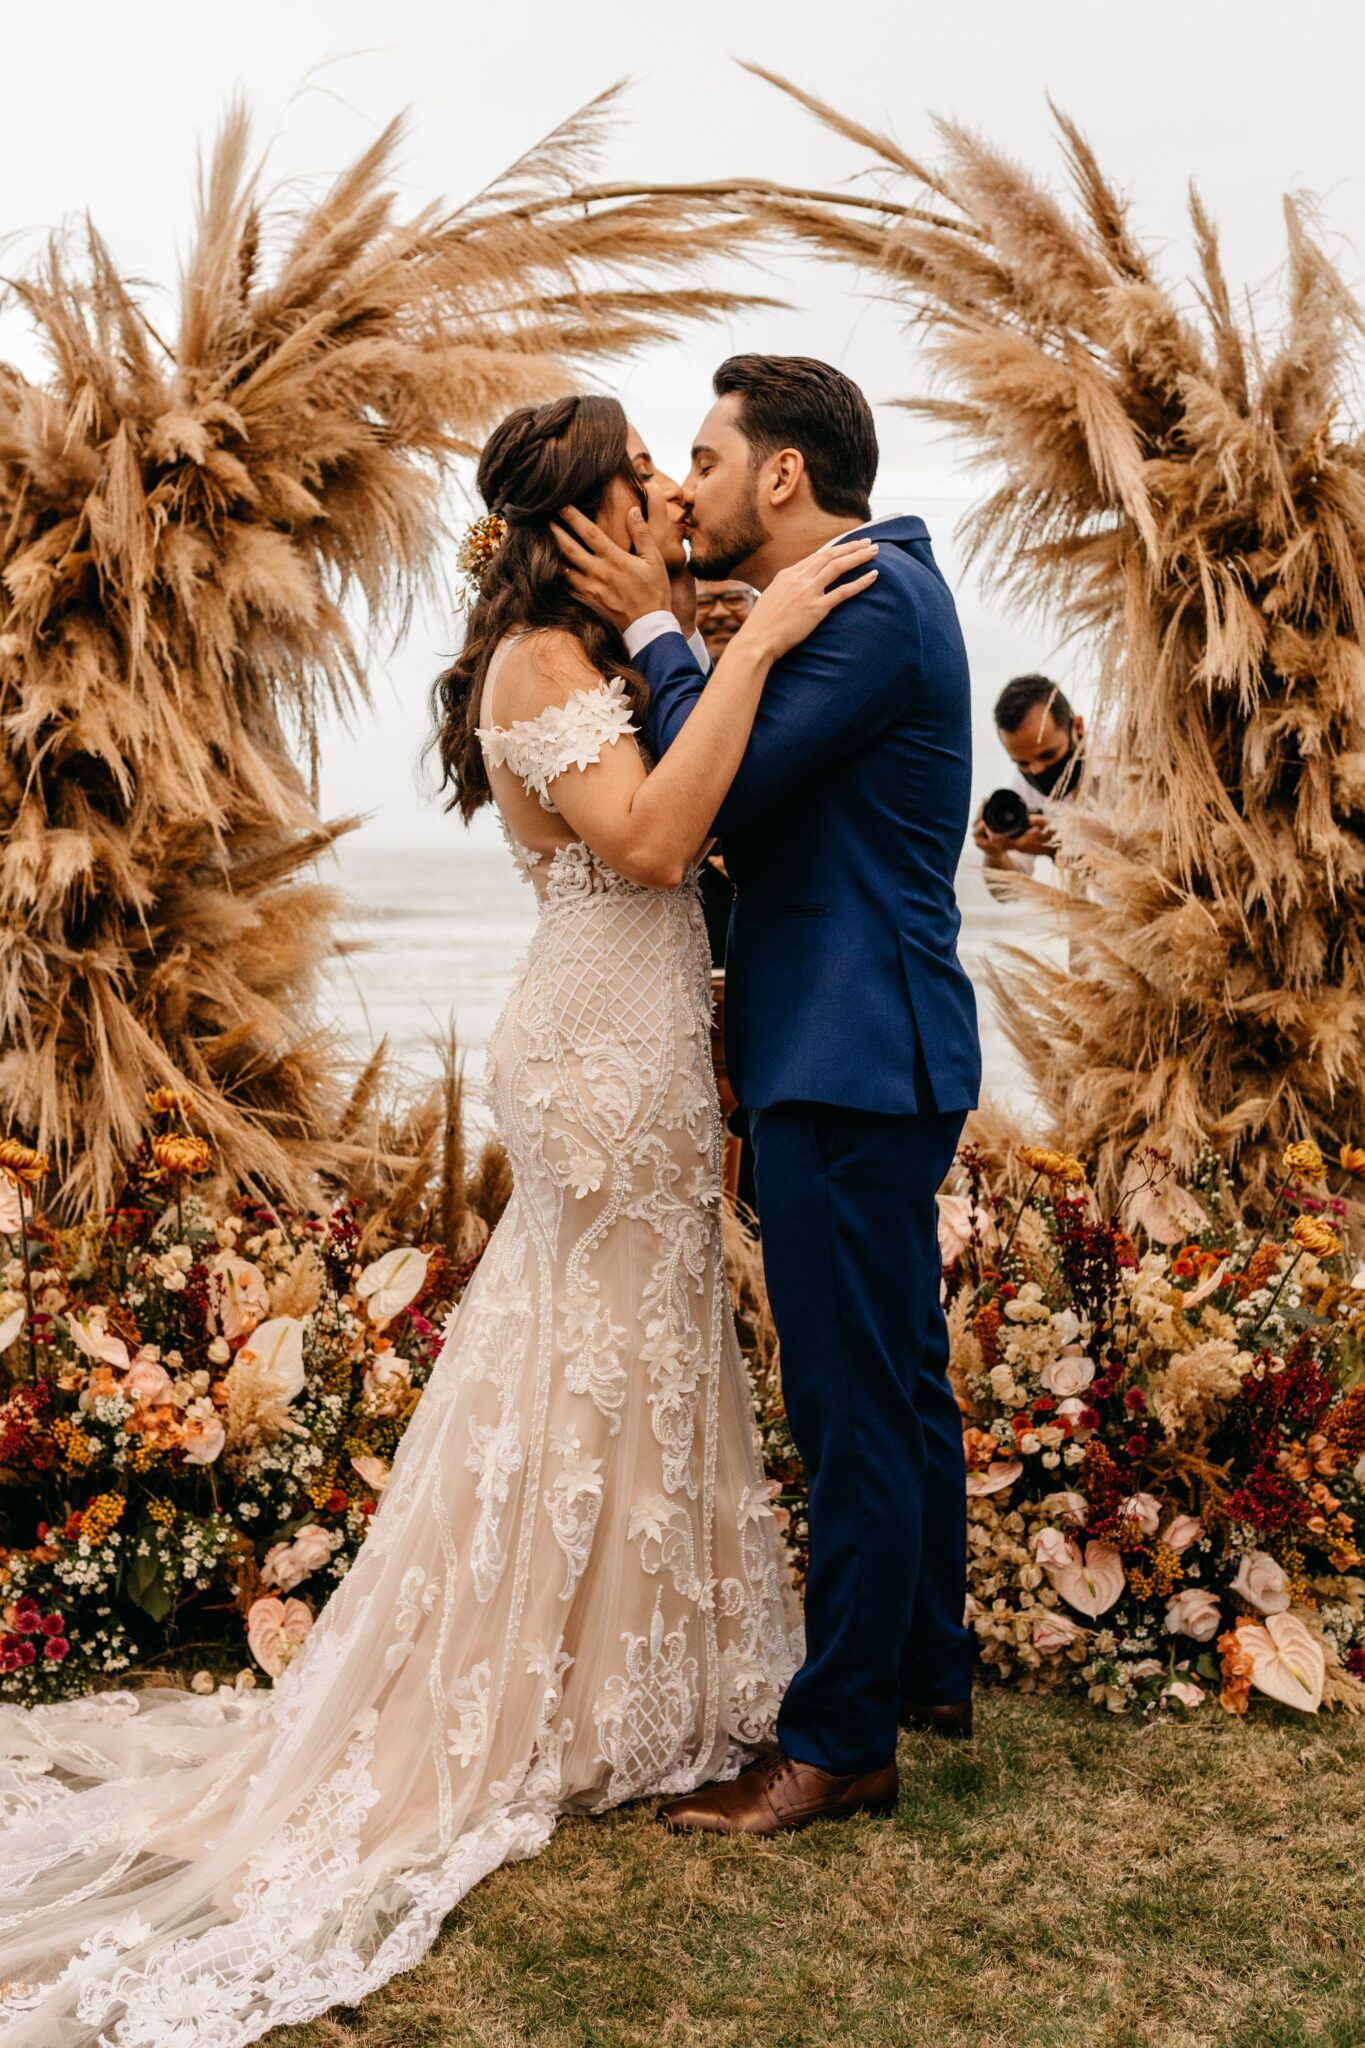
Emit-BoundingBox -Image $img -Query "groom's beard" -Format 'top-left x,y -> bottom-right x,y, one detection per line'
688,483 -> 769,582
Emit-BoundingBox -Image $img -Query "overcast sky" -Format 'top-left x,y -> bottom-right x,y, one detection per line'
6,0 -> 1364,843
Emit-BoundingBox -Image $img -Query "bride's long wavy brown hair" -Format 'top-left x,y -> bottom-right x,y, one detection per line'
430,394 -> 650,820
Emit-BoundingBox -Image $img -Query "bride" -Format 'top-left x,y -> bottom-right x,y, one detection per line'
0,393 -> 877,2044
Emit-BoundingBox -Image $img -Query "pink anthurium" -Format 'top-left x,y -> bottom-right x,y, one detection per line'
1239,1613 -> 1325,1713
1047,1540 -> 1125,1620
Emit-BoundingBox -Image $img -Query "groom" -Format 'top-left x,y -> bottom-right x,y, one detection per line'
557,355 -> 981,1832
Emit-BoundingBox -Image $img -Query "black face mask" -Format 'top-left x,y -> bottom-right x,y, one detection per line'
1021,734 -> 1081,799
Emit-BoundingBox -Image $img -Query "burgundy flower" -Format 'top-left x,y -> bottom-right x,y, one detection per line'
1077,1407 -> 1101,1432
1123,1389 -> 1146,1412
1091,1377 -> 1113,1401
42,1637 -> 69,1662
38,1612 -> 66,1638
0,1648 -> 19,1673
1346,1648 -> 1365,1680
15,1641 -> 36,1666
1124,1434 -> 1148,1458
12,1605 -> 40,1635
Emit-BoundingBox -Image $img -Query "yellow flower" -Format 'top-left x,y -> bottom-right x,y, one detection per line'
0,1138 -> 49,1190
145,1087 -> 197,1120
49,1415 -> 97,1470
151,1134 -> 213,1178
146,1496 -> 177,1527
78,1492 -> 127,1547
1339,1145 -> 1365,1182
1018,1145 -> 1086,1187
1291,1215 -> 1343,1259
1283,1141 -> 1326,1182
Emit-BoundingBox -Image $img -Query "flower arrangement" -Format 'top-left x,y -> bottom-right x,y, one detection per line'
0,1100 -> 467,1702
943,1141 -> 1365,1717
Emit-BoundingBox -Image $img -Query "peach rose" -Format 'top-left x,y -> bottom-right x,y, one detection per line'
181,1413 -> 226,1466
1040,1350 -> 1095,1399
1163,1679 -> 1205,1710
1032,1528 -> 1079,1570
124,1359 -> 175,1406
361,1353 -> 413,1418
1161,1514 -> 1204,1554
1164,1588 -> 1222,1641
1230,1550 -> 1291,1615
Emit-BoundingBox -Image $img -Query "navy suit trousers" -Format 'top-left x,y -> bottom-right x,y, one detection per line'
750,1098 -> 971,1774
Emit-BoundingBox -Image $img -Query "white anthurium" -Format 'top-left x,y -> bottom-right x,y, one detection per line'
228,1317 -> 307,1402
1048,1540 -> 1126,1620
965,1459 -> 1023,1498
0,1306 -> 24,1355
356,1247 -> 430,1323
1240,1613 -> 1325,1713
67,1314 -> 131,1371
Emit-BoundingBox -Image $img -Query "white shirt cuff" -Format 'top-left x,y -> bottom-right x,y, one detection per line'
622,610 -> 685,660
687,629 -> 711,674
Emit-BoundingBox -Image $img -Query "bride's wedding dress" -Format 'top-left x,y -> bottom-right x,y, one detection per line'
0,645 -> 799,2045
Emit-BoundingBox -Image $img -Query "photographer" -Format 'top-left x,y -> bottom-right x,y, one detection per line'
973,674 -> 1088,881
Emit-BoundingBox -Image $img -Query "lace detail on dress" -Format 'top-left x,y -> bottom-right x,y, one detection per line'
0,633 -> 800,2048
477,678 -> 638,809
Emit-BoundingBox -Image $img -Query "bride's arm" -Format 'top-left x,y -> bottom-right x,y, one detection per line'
502,540 -> 877,890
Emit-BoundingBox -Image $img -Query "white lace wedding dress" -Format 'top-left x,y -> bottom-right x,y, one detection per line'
0,646 -> 800,2045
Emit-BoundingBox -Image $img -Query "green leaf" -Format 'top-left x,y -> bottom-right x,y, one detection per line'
124,1540 -> 175,1624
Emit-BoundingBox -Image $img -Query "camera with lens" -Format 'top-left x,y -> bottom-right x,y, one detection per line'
980,788 -> 1031,840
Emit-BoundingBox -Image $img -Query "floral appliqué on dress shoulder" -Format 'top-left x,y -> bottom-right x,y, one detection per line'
477,679 -> 639,810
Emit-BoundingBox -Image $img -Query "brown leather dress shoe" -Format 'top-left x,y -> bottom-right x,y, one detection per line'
658,1751 -> 898,1836
899,1697 -> 973,1739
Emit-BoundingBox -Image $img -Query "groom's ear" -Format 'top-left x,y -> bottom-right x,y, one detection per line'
767,447 -> 806,511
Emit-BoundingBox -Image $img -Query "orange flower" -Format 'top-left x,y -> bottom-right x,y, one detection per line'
151,1134 -> 213,1178
0,1137 -> 49,1190
1291,1215 -> 1343,1259
1217,1624 -> 1254,1716
1337,1144 -> 1365,1182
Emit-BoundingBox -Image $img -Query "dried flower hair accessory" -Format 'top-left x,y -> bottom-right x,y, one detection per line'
456,511 -> 507,601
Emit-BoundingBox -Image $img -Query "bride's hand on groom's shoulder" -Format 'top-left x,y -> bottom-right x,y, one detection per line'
744,537 -> 880,662
553,504 -> 671,632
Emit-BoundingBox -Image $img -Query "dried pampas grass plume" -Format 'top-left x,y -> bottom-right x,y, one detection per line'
640,71 -> 1365,1201
0,89 -> 770,1218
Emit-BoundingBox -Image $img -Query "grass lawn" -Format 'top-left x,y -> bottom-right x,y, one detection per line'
272,1691 -> 1365,2048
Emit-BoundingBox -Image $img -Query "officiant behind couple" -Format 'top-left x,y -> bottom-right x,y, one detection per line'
0,353 -> 979,2045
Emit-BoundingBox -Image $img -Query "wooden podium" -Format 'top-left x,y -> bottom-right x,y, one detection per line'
710,969 -> 743,1204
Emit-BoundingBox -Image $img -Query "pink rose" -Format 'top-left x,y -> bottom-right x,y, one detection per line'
1032,1528 -> 1080,1571
260,1522 -> 336,1593
1031,1613 -> 1080,1652
1161,1514 -> 1204,1554
1118,1492 -> 1161,1536
1164,1588 -> 1222,1641
1163,1679 -> 1205,1710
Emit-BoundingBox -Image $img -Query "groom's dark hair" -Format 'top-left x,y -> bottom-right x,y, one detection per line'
713,354 -> 877,522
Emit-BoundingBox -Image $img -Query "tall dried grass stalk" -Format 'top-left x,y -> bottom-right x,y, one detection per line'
650,72 -> 1365,1197
1,90 -> 764,1216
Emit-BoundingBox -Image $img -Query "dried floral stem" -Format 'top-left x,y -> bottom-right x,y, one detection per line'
1247,1251 -> 1305,1341
13,1179 -> 38,1383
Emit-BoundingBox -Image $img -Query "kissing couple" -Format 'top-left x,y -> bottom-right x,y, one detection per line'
0,354 -> 981,2045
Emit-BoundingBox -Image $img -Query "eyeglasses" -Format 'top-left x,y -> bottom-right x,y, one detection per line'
696,593 -> 752,615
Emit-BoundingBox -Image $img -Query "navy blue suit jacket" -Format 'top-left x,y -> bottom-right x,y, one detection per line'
639,515 -> 981,1116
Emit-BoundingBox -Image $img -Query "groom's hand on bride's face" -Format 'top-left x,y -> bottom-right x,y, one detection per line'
553,505 -> 672,631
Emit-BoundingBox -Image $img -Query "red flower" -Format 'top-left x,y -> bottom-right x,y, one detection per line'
1077,1407 -> 1101,1432
12,1605 -> 40,1635
38,1612 -> 65,1638
325,1489 -> 349,1515
1123,1389 -> 1146,1412
42,1637 -> 69,1662
1124,1435 -> 1148,1458
360,1498 -> 377,1517
1032,1396 -> 1057,1417
14,1641 -> 36,1666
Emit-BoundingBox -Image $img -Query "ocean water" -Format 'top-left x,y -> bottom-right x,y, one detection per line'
318,821 -> 1058,1126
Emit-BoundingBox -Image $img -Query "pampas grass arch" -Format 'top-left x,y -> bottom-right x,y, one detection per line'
0,90 -> 764,1218
598,70 -> 1365,1200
